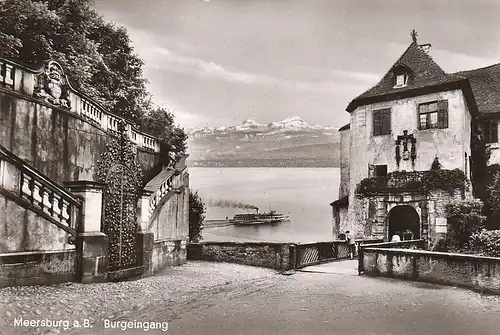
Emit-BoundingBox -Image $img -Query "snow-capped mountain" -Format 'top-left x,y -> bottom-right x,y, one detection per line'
186,117 -> 341,167
188,116 -> 337,139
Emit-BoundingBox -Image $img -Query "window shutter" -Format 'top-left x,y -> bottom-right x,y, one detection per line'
373,110 -> 381,135
437,100 -> 449,128
492,120 -> 498,143
382,109 -> 391,135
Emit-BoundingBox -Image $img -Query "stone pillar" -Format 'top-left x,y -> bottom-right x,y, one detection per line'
137,189 -> 154,276
64,181 -> 108,284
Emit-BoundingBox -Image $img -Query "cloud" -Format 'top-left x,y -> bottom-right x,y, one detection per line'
431,48 -> 499,73
152,47 -> 370,93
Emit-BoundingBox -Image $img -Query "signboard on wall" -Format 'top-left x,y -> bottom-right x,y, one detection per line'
435,218 -> 447,233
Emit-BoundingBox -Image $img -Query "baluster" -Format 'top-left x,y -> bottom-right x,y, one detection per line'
82,100 -> 86,116
0,61 -> 4,83
5,64 -> 13,86
42,185 -> 51,213
21,174 -> 31,199
53,194 -> 62,217
27,177 -> 35,204
47,192 -> 55,216
32,180 -> 43,206
61,200 -> 69,225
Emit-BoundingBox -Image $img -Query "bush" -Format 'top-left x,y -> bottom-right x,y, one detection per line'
486,168 -> 500,229
421,169 -> 466,192
445,198 -> 486,250
189,189 -> 206,243
467,229 -> 500,258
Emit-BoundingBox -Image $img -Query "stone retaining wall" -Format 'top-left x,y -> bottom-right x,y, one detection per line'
362,247 -> 500,294
187,242 -> 294,271
0,250 -> 76,287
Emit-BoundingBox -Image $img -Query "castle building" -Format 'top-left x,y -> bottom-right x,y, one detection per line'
331,32 -> 500,247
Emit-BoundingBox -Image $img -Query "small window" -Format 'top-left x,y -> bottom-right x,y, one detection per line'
418,100 -> 448,130
394,73 -> 408,87
483,120 -> 498,144
373,108 -> 391,136
374,165 -> 387,177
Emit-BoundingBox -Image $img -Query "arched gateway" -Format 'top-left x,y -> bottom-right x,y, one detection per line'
387,205 -> 420,240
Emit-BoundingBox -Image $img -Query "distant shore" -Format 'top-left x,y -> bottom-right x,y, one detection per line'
188,159 -> 339,168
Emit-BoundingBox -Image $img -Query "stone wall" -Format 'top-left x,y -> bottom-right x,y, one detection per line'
339,127 -> 350,198
362,247 -> 500,294
427,188 -> 464,248
151,240 -> 187,272
0,192 -> 75,253
346,89 -> 472,238
346,187 -> 464,246
187,242 -> 294,271
0,91 -> 159,184
141,167 -> 189,272
0,250 -> 76,287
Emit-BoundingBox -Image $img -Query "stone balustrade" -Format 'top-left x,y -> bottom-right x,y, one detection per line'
0,57 -> 160,153
148,172 -> 175,218
0,144 -> 82,236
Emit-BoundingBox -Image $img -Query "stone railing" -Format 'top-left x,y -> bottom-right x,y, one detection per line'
0,144 -> 82,237
360,246 -> 500,294
358,239 -> 425,274
187,240 -> 373,271
148,171 -> 175,217
0,58 -> 160,153
146,154 -> 189,222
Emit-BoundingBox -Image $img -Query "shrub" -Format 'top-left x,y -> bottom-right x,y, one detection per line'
445,198 -> 486,250
485,168 -> 500,229
189,189 -> 206,243
467,229 -> 500,258
421,169 -> 466,192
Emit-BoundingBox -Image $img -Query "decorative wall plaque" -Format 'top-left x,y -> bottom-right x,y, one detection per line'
33,61 -> 71,109
395,130 -> 417,168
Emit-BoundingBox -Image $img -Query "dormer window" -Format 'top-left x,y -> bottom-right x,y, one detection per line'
392,64 -> 411,88
395,73 -> 408,87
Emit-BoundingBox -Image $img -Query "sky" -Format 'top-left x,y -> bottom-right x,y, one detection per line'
94,0 -> 500,129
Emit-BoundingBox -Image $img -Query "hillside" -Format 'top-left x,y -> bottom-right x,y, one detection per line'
186,117 -> 341,167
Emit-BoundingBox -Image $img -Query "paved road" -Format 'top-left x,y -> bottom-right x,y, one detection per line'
3,261 -> 499,335
88,260 -> 500,335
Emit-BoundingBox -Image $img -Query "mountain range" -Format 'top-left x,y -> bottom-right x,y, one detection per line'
186,117 -> 341,168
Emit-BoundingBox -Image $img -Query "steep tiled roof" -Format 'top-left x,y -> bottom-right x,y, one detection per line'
454,64 -> 500,116
347,42 -> 465,112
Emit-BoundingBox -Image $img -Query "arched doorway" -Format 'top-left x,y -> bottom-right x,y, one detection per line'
388,205 -> 420,240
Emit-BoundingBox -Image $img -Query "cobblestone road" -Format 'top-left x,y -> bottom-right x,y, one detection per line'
1,261 -> 500,335
0,262 -> 276,335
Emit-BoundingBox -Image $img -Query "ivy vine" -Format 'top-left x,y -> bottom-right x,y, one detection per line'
356,168 -> 466,195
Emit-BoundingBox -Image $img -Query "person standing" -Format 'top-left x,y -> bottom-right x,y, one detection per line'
346,230 -> 356,259
391,231 -> 402,242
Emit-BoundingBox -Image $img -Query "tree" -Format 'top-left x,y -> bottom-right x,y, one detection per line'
189,189 -> 205,243
140,106 -> 188,161
445,198 -> 486,250
0,0 -> 186,147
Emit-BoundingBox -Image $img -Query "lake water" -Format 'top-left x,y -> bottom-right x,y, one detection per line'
189,167 -> 340,243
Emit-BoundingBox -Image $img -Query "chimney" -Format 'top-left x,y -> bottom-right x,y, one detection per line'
255,208 -> 259,214
419,43 -> 431,56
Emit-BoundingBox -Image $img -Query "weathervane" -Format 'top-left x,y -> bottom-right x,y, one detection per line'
411,29 -> 418,43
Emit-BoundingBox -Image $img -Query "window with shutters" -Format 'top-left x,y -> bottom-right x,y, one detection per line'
418,100 -> 448,130
483,119 -> 498,144
372,108 -> 391,136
